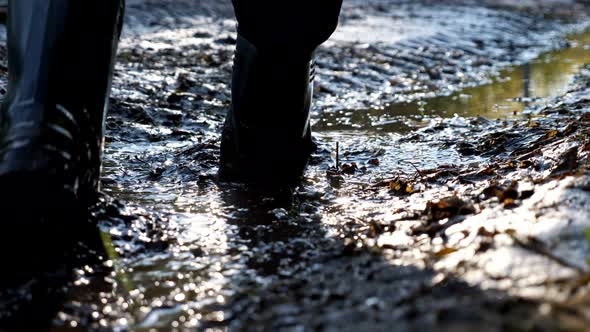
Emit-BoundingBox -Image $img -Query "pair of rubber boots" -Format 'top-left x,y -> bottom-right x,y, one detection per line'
0,0 -> 316,204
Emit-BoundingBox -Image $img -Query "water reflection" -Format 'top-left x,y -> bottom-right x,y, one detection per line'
316,29 -> 590,132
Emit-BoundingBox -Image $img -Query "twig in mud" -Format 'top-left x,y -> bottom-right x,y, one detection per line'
336,142 -> 340,171
180,165 -> 200,176
403,160 -> 425,179
134,155 -> 150,165
511,234 -> 587,274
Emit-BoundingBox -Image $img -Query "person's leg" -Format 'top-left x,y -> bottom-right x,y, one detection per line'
232,0 -> 342,56
220,0 -> 343,184
0,0 -> 124,202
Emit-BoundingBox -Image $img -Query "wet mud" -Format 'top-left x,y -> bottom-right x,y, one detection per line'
2,0 -> 590,331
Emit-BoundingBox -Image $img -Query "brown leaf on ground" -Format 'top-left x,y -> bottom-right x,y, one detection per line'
519,160 -> 533,168
425,196 -> 475,222
482,181 -> 519,207
477,227 -> 497,237
434,247 -> 459,258
545,129 -> 559,139
477,167 -> 496,176
562,123 -> 577,136
388,178 -> 414,195
503,197 -> 517,208
368,221 -> 385,238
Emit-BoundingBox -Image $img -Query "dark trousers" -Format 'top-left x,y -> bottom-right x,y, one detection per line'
5,0 -> 343,112
232,0 -> 343,55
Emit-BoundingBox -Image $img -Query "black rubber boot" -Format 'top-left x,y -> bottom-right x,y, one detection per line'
0,0 -> 124,203
219,35 -> 317,184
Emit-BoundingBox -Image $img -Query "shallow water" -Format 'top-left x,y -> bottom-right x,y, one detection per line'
316,29 -> 590,133
88,25 -> 590,332
419,29 -> 590,118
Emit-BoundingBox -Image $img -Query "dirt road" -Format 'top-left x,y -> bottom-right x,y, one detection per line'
1,1 -> 590,331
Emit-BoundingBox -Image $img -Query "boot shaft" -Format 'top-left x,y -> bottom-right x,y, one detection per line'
220,35 -> 317,184
0,0 -> 125,198
6,0 -> 125,124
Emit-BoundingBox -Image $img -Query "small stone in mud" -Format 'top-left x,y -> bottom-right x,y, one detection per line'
326,168 -> 345,188
149,166 -> 166,180
340,162 -> 358,174
549,146 -> 579,177
427,68 -> 442,80
368,158 -> 380,166
329,175 -> 344,188
482,181 -> 519,204
190,247 -> 205,257
193,30 -> 213,38
456,142 -> 478,156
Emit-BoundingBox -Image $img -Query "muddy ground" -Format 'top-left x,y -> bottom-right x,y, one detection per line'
2,0 -> 590,331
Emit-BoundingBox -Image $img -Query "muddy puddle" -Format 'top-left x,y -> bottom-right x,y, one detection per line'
316,29 -> 590,133
90,26 -> 590,330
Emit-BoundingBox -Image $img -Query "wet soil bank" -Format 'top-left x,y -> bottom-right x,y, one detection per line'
2,1 -> 590,331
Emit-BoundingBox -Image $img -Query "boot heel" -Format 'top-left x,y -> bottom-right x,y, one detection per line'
0,101 -> 102,201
